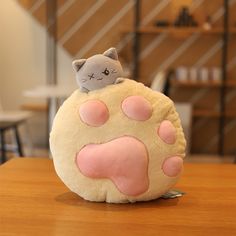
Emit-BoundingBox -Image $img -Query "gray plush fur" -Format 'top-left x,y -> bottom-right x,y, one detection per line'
72,48 -> 124,92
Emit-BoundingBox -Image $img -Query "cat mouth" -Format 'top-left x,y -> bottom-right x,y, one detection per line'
97,78 -> 103,80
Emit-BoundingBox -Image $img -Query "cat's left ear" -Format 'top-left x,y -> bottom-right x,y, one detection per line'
72,59 -> 86,72
103,47 -> 118,60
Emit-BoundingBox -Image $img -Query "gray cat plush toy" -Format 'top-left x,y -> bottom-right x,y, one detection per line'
72,47 -> 123,92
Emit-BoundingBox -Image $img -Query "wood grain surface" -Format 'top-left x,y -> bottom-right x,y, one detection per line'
0,158 -> 236,236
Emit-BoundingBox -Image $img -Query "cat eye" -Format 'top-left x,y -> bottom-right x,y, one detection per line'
88,73 -> 95,80
111,69 -> 117,74
102,68 -> 110,76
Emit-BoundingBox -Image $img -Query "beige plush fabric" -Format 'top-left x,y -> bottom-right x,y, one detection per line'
50,79 -> 186,203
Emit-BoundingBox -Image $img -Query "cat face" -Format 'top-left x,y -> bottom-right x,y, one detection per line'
72,48 -> 123,92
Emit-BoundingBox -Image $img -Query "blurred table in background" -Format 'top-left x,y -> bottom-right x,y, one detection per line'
24,85 -> 75,131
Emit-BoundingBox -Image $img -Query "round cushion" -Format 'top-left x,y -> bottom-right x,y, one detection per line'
50,79 -> 186,203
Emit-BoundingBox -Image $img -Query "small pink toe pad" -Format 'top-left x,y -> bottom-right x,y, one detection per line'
158,120 -> 176,144
79,100 -> 109,127
121,96 -> 152,121
162,156 -> 183,177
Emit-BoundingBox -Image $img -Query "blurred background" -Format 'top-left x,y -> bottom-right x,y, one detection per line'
0,0 -> 235,163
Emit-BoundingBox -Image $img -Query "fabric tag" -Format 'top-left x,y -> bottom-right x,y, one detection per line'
161,189 -> 185,199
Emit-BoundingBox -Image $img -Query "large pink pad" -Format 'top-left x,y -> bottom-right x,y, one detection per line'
76,136 -> 149,196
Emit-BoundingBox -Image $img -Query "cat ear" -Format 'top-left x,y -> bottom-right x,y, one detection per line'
103,47 -> 118,60
72,59 -> 86,72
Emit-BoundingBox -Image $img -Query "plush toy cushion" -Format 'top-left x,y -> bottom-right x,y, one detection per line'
50,79 -> 186,203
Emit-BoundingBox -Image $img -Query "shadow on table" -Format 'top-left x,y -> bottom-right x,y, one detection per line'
55,191 -> 179,211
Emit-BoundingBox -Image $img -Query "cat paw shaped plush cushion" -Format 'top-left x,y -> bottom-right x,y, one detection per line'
50,48 -> 186,203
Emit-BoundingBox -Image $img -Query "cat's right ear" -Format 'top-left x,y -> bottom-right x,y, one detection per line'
103,48 -> 118,60
72,59 -> 86,72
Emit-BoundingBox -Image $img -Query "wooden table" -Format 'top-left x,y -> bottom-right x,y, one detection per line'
0,158 -> 236,235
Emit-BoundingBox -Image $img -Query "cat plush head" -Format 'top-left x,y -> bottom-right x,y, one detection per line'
72,48 -> 124,92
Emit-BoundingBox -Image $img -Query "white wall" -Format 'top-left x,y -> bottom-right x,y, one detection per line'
0,0 -> 46,109
0,0 -> 76,149
0,0 -> 76,110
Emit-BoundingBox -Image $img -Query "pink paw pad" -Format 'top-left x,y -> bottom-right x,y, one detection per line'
79,100 -> 109,127
76,136 -> 149,196
121,96 -> 152,121
158,120 -> 176,144
162,156 -> 183,177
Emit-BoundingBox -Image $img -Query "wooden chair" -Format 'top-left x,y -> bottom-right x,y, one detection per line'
0,121 -> 24,163
0,102 -> 32,164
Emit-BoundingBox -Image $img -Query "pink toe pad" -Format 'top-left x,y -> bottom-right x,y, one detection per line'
122,96 -> 152,121
76,136 -> 149,196
162,156 -> 183,177
158,120 -> 176,144
79,100 -> 109,127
